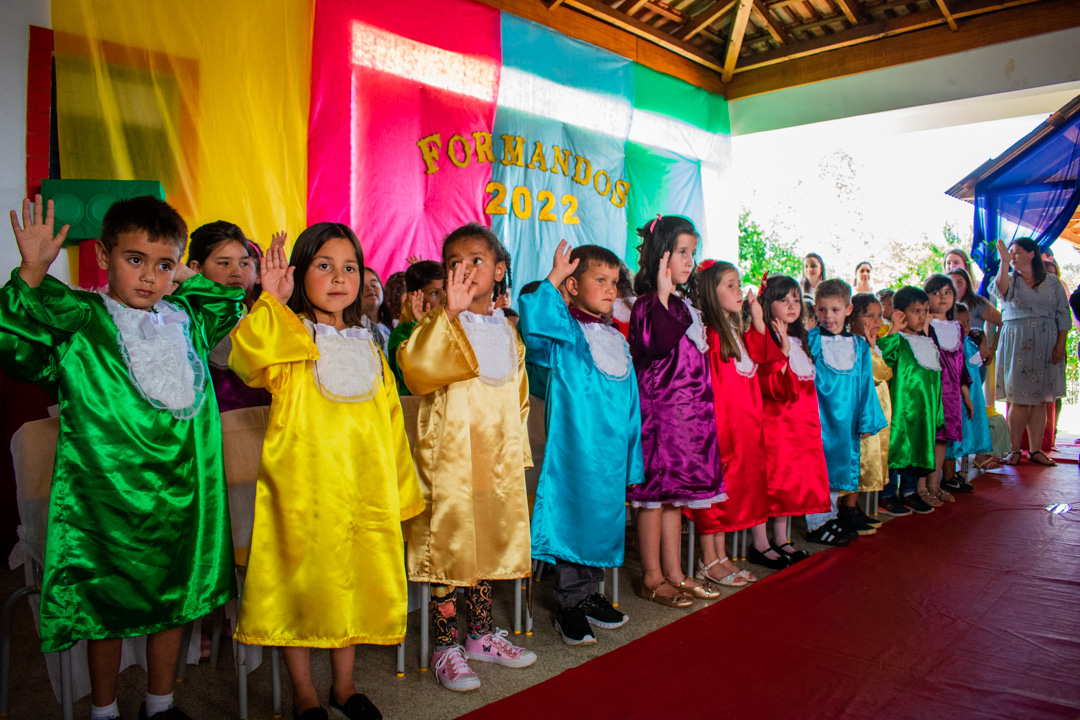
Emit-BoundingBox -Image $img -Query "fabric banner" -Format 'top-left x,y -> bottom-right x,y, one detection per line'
52,0 -> 311,258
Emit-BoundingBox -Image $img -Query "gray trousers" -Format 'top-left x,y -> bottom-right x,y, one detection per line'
553,562 -> 605,609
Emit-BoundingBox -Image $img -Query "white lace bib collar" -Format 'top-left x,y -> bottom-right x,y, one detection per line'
307,320 -> 382,403
459,309 -> 517,386
903,333 -> 942,372
101,294 -> 206,419
684,299 -> 708,354
930,318 -> 962,352
578,320 -> 632,381
819,333 -> 856,374
732,333 -> 757,378
788,336 -> 816,381
611,297 -> 634,325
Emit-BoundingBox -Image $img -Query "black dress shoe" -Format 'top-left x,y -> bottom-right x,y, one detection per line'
772,541 -> 810,563
329,693 -> 382,720
747,544 -> 793,570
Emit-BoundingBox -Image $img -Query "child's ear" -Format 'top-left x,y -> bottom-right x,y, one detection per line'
844,303 -> 853,317
188,260 -> 202,273
95,240 -> 111,272
495,261 -> 506,282
565,276 -> 579,297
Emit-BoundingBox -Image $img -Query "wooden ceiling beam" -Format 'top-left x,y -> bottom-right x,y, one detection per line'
642,2 -> 686,23
753,0 -> 790,44
726,0 -> 1080,98
545,0 -> 566,8
682,0 -> 738,40
625,0 -> 651,14
935,0 -> 960,30
559,0 -> 726,72
833,0 -> 863,25
721,0 -> 755,82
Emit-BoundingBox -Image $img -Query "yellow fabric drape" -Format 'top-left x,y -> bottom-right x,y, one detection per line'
859,350 -> 893,492
51,0 -> 311,253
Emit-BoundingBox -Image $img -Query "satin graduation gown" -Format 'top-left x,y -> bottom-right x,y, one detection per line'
947,338 -> 994,457
878,332 -> 944,472
858,348 -> 894,492
808,328 -> 887,493
691,327 -> 778,533
230,294 -> 424,647
398,307 -> 533,586
519,281 -> 644,566
753,328 -> 831,516
0,271 -> 242,652
931,319 -> 970,444
626,293 -> 723,507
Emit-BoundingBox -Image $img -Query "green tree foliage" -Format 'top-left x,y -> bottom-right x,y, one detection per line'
737,211 -> 803,282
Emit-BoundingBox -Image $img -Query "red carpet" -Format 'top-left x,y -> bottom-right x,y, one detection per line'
463,463 -> 1080,720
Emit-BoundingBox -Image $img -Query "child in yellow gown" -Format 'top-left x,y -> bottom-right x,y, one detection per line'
398,223 -> 536,692
230,224 -> 424,720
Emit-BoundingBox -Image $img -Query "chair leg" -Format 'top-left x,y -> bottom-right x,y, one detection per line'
271,647 -> 281,719
686,520 -> 696,579
210,607 -> 224,670
1,585 -> 39,715
60,648 -> 73,720
236,642 -> 248,720
513,579 -> 522,635
419,583 -> 430,672
611,567 -> 619,608
176,620 -> 194,682
396,641 -> 405,677
524,578 -> 533,636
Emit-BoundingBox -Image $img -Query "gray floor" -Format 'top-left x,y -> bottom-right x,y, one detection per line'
2,520 -> 838,720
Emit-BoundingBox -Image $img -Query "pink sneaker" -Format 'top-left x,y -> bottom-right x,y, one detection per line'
464,628 -> 537,668
432,645 -> 480,692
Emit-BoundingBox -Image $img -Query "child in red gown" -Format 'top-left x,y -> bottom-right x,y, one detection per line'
750,274 -> 832,567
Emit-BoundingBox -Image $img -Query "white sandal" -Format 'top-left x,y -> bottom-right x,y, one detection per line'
695,557 -> 748,587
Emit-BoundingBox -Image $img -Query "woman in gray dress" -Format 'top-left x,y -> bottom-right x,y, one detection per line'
992,237 -> 1071,466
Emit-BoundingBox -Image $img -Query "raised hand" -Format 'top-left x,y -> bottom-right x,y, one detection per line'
270,231 -> 287,253
771,317 -> 790,355
11,195 -> 69,288
444,262 -> 476,322
546,239 -> 579,288
261,239 -> 294,306
995,238 -> 1009,261
406,254 -> 423,265
890,309 -> 907,334
408,289 -> 427,322
656,251 -> 674,307
172,263 -> 196,285
862,324 -> 877,347
746,288 -> 765,333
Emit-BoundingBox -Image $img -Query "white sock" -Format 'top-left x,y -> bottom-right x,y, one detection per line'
90,700 -> 120,720
145,691 -> 174,716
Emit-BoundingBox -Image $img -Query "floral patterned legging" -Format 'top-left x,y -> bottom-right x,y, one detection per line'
429,581 -> 493,648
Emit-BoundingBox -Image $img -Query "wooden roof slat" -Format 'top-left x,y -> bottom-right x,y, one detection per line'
682,0 -> 738,40
722,0 -> 755,81
753,0 -> 791,43
935,0 -> 960,30
833,0 -> 863,24
625,0 -> 651,13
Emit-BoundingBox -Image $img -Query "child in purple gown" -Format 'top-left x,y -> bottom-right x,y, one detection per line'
923,274 -> 973,507
628,215 -> 724,608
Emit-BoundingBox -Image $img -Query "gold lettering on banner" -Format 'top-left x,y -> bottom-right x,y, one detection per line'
448,134 -> 473,168
473,132 -> 495,164
611,180 -> 629,208
501,135 -> 525,167
593,169 -> 611,197
550,146 -> 572,177
417,134 -> 443,174
527,142 -> 548,172
573,155 -> 591,186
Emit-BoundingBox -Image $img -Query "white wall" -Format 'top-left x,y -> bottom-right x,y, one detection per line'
0,0 -> 65,280
729,26 -> 1080,137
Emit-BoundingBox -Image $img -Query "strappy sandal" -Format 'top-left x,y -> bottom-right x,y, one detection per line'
667,577 -> 721,599
934,487 -> 956,503
1004,451 -> 1022,466
974,456 -> 1004,471
636,579 -> 693,608
918,488 -> 943,508
1029,450 -> 1057,467
695,558 -> 748,587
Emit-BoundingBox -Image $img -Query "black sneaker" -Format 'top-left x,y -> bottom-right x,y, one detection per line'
554,605 -> 596,645
329,693 -> 382,720
902,492 -> 935,515
942,477 -> 974,493
838,506 -> 877,535
805,520 -> 852,546
579,593 -> 628,629
139,706 -> 193,720
877,496 -> 912,517
854,503 -> 882,527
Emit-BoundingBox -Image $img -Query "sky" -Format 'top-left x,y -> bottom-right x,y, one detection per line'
730,111 -> 1080,285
